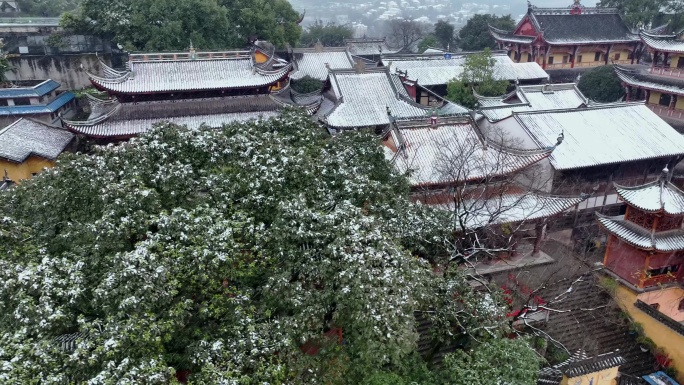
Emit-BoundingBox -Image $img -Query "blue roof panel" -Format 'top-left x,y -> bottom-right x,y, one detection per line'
0,92 -> 74,116
643,372 -> 680,385
0,80 -> 60,99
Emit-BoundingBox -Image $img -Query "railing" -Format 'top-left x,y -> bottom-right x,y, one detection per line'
648,66 -> 684,79
647,103 -> 684,121
634,300 -> 684,336
0,17 -> 60,26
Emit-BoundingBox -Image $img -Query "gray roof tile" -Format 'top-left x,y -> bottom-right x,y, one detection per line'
0,118 -> 73,163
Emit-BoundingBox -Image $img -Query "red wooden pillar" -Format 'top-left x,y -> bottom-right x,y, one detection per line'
625,86 -> 631,101
571,45 -> 578,68
664,52 -> 670,68
670,94 -> 678,110
652,50 -> 659,69
532,222 -> 545,256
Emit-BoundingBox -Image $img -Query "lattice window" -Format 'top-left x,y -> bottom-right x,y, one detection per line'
627,209 -> 655,229
657,215 -> 683,231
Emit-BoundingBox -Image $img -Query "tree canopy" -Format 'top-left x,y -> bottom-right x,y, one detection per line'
299,20 -> 353,47
599,0 -> 666,29
417,34 -> 438,53
385,18 -> 427,52
578,65 -> 625,103
0,110 -> 539,384
458,14 -> 515,52
60,0 -> 303,51
434,20 -> 456,51
446,48 -> 511,108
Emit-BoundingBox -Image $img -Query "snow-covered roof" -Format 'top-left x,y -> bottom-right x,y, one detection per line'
598,213 -> 684,252
321,68 -> 468,129
615,173 -> 684,215
0,79 -> 60,99
614,65 -> 684,96
538,350 -> 626,385
0,118 -> 73,163
429,192 -> 584,228
63,95 -> 281,139
344,37 -> 397,56
383,117 -> 551,187
513,103 -> 684,171
477,83 -> 588,122
640,31 -> 684,54
385,52 -> 549,87
290,47 -> 355,81
87,50 -> 291,94
488,25 -> 535,45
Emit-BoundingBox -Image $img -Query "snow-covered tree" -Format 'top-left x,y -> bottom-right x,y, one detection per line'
0,110 -> 538,384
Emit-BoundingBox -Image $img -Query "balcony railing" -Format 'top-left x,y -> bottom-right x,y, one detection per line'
648,65 -> 684,79
647,104 -> 684,123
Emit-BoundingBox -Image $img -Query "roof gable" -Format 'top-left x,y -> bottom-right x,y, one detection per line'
615,172 -> 684,215
514,16 -> 538,36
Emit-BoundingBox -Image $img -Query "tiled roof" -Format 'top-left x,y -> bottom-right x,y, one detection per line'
0,91 -> 75,116
615,175 -> 684,215
290,47 -> 354,81
597,213 -> 684,252
513,103 -> 684,171
383,117 -> 550,187
538,351 -> 626,384
431,192 -> 584,228
489,25 -> 535,44
534,273 -> 656,380
0,79 -> 60,99
0,118 -> 73,163
614,65 -> 684,96
530,6 -> 638,45
63,95 -> 281,138
88,51 -> 291,94
322,68 -> 468,129
385,52 -> 549,86
477,83 -> 588,122
640,31 -> 684,54
344,37 -> 397,56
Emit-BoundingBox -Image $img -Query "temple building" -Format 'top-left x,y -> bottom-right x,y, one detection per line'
614,31 -> 684,127
0,118 -> 74,183
383,51 -> 549,98
63,47 -> 294,140
318,66 -> 468,133
476,83 -> 589,123
490,0 -> 639,71
289,44 -> 357,82
598,169 -> 684,382
344,37 -> 397,61
0,79 -> 76,127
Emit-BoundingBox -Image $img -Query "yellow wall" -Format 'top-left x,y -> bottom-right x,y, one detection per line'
676,97 -> 684,110
254,50 -> 269,64
560,367 -> 619,385
0,155 -> 54,182
615,285 -> 684,383
649,91 -> 663,105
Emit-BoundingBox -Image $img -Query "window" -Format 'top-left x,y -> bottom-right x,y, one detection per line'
659,93 -> 672,107
647,264 -> 681,277
614,53 -> 621,61
562,56 -> 569,64
595,52 -> 602,61
527,53 -> 532,62
577,55 -> 583,63
548,56 -> 554,64
650,303 -> 660,310
13,98 -> 30,106
679,299 -> 684,311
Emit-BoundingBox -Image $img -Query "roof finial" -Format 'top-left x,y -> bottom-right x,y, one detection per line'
661,166 -> 670,183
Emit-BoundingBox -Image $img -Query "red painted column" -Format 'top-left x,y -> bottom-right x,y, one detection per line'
652,50 -> 659,69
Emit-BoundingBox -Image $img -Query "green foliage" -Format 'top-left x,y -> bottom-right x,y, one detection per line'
637,335 -> 656,350
577,65 -> 625,103
599,276 -> 619,295
628,322 -> 644,335
361,372 -> 408,385
458,14 -> 516,51
300,20 -> 353,47
446,48 -> 510,108
434,20 -> 456,50
291,75 -> 323,94
547,344 -> 570,365
439,339 -> 540,385
0,40 -> 11,84
418,34 -> 438,53
598,0 -> 666,29
664,366 -> 679,379
17,0 -> 81,16
61,0 -> 302,51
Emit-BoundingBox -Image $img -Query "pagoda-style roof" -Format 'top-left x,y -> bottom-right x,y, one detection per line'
597,213 -> 684,252
614,171 -> 684,215
87,48 -> 292,95
639,30 -> 684,54
492,2 -> 638,46
512,103 -> 684,171
382,116 -> 551,187
62,94 -> 282,139
344,37 -> 397,56
0,79 -> 59,99
384,51 -> 549,87
614,65 -> 684,97
477,83 -> 588,122
424,191 -> 585,228
290,46 -> 355,81
320,67 -> 468,129
0,118 -> 73,163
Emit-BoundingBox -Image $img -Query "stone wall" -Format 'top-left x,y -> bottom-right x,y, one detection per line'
5,53 -> 126,90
